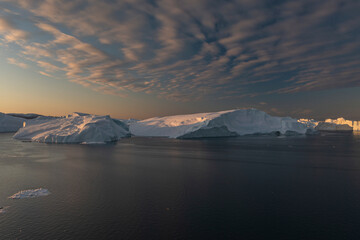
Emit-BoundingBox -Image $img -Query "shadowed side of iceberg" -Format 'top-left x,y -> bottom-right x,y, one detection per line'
179,126 -> 238,139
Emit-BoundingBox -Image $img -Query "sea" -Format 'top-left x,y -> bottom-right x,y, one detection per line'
1,132 -> 360,239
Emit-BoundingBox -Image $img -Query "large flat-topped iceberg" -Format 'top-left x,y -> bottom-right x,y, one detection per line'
0,112 -> 25,132
13,113 -> 130,144
130,109 -> 312,138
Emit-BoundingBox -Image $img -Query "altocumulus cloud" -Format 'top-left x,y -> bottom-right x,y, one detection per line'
0,0 -> 359,101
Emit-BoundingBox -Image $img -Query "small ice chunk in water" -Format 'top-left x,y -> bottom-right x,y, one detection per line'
0,206 -> 10,214
8,188 -> 51,199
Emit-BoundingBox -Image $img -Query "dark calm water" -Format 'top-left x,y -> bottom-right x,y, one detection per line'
1,132 -> 360,240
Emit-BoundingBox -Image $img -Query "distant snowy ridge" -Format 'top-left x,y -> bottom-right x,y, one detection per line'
0,112 -> 25,132
130,109 -> 313,138
13,113 -> 130,143
7,113 -> 42,119
9,188 -> 50,199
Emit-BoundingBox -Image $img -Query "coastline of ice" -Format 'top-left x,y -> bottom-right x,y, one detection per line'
130,109 -> 313,138
8,188 -> 51,199
13,113 -> 130,144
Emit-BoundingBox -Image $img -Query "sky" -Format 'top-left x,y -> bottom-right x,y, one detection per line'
0,0 -> 359,120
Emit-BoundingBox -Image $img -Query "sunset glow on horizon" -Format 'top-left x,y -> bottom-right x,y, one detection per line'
1,0 -> 359,120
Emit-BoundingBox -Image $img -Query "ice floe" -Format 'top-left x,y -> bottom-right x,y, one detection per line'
0,206 -> 10,214
8,188 -> 51,199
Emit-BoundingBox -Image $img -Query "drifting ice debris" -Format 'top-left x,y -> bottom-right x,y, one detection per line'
130,109 -> 313,138
0,206 -> 9,214
13,113 -> 130,144
9,188 -> 51,199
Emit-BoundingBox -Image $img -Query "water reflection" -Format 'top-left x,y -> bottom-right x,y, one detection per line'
1,133 -> 360,239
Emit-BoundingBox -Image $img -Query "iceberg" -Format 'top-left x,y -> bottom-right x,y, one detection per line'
325,118 -> 359,131
130,109 -> 312,138
13,113 -> 130,144
9,188 -> 50,199
315,122 -> 353,131
0,112 -> 26,132
0,206 -> 9,214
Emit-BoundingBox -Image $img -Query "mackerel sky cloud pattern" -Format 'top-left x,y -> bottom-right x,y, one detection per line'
0,0 -> 359,101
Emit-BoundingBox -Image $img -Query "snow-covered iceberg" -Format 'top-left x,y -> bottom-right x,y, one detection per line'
9,188 -> 50,199
13,113 -> 130,144
0,112 -> 26,132
130,109 -> 313,138
325,118 -> 359,131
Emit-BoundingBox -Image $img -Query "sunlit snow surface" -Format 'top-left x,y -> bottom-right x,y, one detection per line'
13,113 -> 130,144
9,188 -> 51,199
130,109 -> 312,138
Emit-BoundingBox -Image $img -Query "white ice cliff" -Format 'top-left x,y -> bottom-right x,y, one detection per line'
130,109 -> 313,138
13,113 -> 130,143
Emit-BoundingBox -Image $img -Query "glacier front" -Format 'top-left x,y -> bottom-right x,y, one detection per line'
13,113 -> 130,144
130,109 -> 312,138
